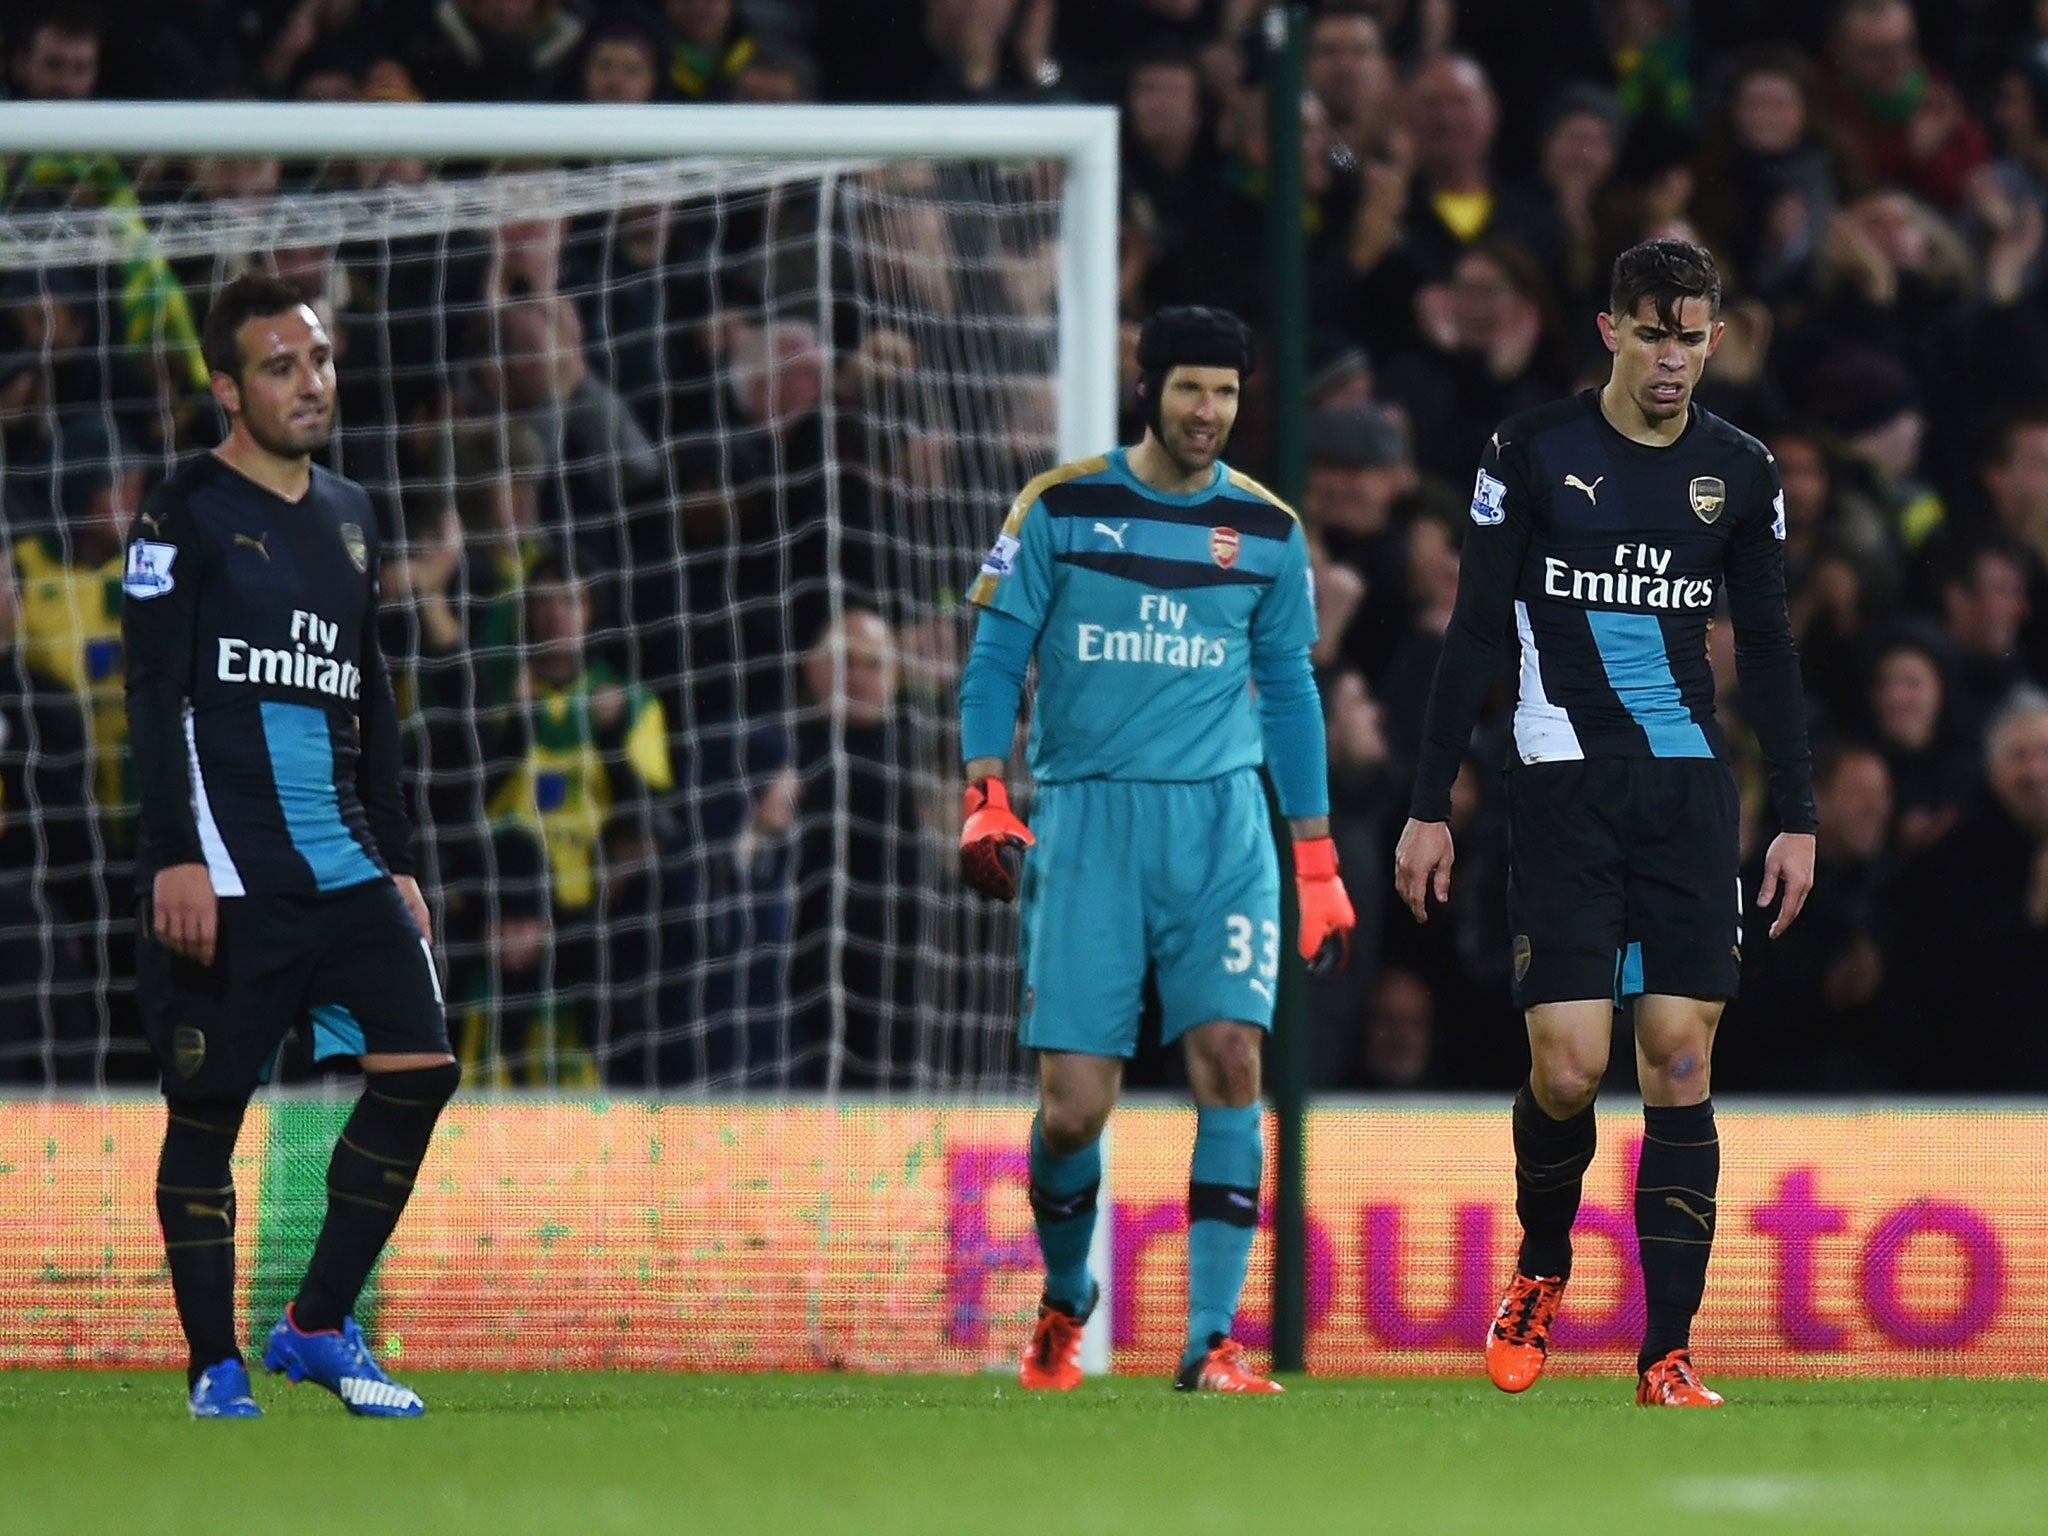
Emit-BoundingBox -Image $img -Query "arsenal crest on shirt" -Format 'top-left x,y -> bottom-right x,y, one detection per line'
1688,476 -> 1726,524
1209,526 -> 1240,568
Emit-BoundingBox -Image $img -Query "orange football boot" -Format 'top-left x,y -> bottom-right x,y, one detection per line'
1174,1335 -> 1284,1394
1484,1272 -> 1565,1393
1636,1348 -> 1725,1407
1018,1286 -> 1096,1391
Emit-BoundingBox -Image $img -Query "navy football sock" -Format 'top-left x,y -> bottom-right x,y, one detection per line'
158,1097 -> 248,1387
1636,1099 -> 1719,1373
1513,1080 -> 1596,1283
293,1062 -> 459,1333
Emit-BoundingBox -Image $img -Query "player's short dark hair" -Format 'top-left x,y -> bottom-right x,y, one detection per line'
1608,238 -> 1721,329
200,273 -> 311,385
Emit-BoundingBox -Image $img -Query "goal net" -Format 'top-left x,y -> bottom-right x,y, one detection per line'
0,107 -> 1115,1100
0,105 -> 1122,1375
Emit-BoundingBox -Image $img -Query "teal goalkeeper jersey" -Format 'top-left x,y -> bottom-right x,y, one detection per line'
968,447 -> 1317,784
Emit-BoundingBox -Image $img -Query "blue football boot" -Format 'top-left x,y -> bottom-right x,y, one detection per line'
262,1305 -> 424,1418
188,1358 -> 262,1419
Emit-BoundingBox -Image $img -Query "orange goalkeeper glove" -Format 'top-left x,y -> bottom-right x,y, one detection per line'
960,777 -> 1035,901
1295,836 -> 1356,979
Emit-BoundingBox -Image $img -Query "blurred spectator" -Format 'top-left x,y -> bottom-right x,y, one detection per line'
1400,52 -> 1508,278
6,2 -> 100,100
1894,686 -> 2048,1089
1356,966 -> 1440,1089
1807,184 -> 2002,500
1304,403 -> 1416,686
1382,238 -> 1557,487
1864,624 -> 1974,854
462,287 -> 662,573
1980,39 -> 2048,294
563,203 -> 673,450
1603,0 -> 1702,169
0,305 -> 57,540
1058,0 -> 1228,103
0,544 -> 97,1085
1769,424 -> 1894,624
1307,2 -> 1400,165
1937,535 -> 2034,752
788,609 -> 923,1091
1495,84 -> 1624,354
1309,667 -> 1396,1087
1144,79 -> 1369,327
578,12 -> 662,104
466,552 -> 674,1086
918,0 -> 1061,104
1971,408 -> 2048,681
730,38 -> 816,102
1377,507 -> 1464,783
659,0 -> 756,100
246,0 -> 372,100
13,415 -> 139,830
1306,327 -> 1375,412
1790,549 -> 1875,738
1380,749 -> 1519,1088
1724,740 -> 1902,1091
1801,343 -> 1940,605
1691,44 -> 1842,304
1815,0 -> 1990,212
383,0 -> 587,101
1121,43 -> 1227,309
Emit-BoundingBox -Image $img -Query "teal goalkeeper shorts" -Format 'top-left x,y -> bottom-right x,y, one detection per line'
1016,769 -> 1280,1056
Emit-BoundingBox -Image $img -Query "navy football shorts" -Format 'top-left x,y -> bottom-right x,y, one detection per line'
1503,758 -> 1743,1010
138,877 -> 449,1096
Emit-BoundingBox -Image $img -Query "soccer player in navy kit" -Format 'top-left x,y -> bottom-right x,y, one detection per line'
1395,240 -> 1817,1406
124,274 -> 459,1418
957,308 -> 1357,1392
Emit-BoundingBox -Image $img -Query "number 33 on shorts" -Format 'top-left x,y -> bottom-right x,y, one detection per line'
1223,914 -> 1280,998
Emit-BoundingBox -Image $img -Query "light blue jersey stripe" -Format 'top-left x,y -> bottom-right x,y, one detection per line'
1614,940 -> 1646,1004
259,700 -> 382,891
309,1003 -> 368,1059
1584,611 -> 1712,757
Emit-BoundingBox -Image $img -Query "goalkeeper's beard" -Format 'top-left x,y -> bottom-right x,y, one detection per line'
1140,387 -> 1229,478
1158,418 -> 1226,478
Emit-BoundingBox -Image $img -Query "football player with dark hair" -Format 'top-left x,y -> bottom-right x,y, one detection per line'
1396,239 -> 1817,1407
126,273 -> 458,1419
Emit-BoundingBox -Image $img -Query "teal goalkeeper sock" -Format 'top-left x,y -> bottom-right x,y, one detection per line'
1028,1114 -> 1101,1314
1185,1104 -> 1262,1366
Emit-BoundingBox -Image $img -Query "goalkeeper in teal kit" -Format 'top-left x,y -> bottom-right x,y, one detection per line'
957,308 -> 1356,1392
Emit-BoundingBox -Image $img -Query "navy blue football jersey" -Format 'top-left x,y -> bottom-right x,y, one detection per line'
1412,391 -> 1815,831
123,454 -> 414,895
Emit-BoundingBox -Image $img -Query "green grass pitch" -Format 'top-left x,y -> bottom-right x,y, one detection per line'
5,1373 -> 2044,1535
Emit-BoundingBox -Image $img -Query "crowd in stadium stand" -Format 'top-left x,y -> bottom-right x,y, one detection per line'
3,0 -> 2048,1094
